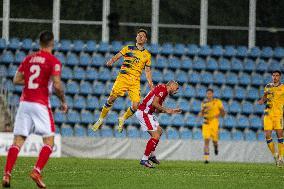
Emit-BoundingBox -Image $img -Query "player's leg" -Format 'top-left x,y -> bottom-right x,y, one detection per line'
149,125 -> 162,165
275,129 -> 284,167
118,101 -> 139,132
212,120 -> 219,155
202,124 -> 210,163
264,116 -> 277,162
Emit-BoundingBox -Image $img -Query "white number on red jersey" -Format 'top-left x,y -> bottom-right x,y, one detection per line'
28,65 -> 41,89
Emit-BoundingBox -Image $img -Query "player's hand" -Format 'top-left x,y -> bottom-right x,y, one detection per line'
61,102 -> 68,113
106,61 -> 113,67
166,108 -> 182,114
149,83 -> 154,90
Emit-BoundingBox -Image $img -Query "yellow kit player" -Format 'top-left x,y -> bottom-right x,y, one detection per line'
92,29 -> 154,132
198,88 -> 225,164
258,70 -> 284,167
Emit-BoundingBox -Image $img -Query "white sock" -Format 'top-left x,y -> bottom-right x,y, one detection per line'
150,151 -> 156,157
142,155 -> 149,160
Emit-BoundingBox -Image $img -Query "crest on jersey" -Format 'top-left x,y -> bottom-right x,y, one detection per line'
159,92 -> 163,97
55,64 -> 60,71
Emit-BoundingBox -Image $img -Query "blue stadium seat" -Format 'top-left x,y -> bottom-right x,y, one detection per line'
224,46 -> 236,57
218,58 -> 231,71
163,70 -> 175,82
199,45 -> 211,57
65,95 -> 73,109
213,72 -> 225,85
66,81 -> 79,94
73,67 -> 86,80
183,84 -> 196,98
111,41 -> 123,53
86,96 -> 99,110
50,95 -> 60,108
98,67 -> 111,81
187,44 -> 198,56
181,58 -> 192,70
184,114 -> 196,127
61,125 -> 74,137
269,59 -> 281,72
164,98 -> 176,109
79,53 -> 91,66
190,99 -> 201,113
59,40 -> 72,52
250,116 -> 262,129
85,68 -> 98,80
257,131 -> 265,141
155,57 -> 168,69
66,53 -> 79,66
188,72 -> 200,84
192,129 -> 202,140
263,73 -> 271,84
61,67 -> 73,80
73,95 -> 86,109
127,126 -> 140,138
80,82 -> 93,95
211,86 -> 221,98
219,130 -> 231,141
206,58 -> 218,71
223,115 -> 237,128
81,111 -> 95,124
168,57 -> 181,70
274,47 -> 284,59
113,97 -> 125,111
14,51 -> 26,64
101,126 -> 114,137
8,38 -> 20,50
245,130 -> 257,141
21,38 -> 33,50
114,128 -> 127,138
158,114 -> 172,126
221,86 -> 234,99
97,41 -> 110,53
88,125 -> 100,137
231,58 -> 243,72
111,67 -> 119,80
229,101 -> 241,114
195,85 -> 207,98
248,47 -> 261,58
93,82 -> 105,95
238,73 -> 251,86
236,46 -> 248,58
0,66 -> 7,77
226,73 -> 238,85
237,115 -> 249,128
243,59 -> 255,73
0,38 -> 6,50
261,47 -> 273,59
232,130 -> 244,141
105,111 -> 118,125
54,111 -> 66,124
54,52 -> 66,64
149,43 -> 160,54
1,51 -> 14,64
193,58 -> 206,70
177,98 -> 190,112
180,128 -> 192,139
174,43 -> 186,56
167,127 -> 180,139
104,81 -> 114,95
234,87 -> 246,100
241,101 -> 254,115
152,69 -> 163,83
211,45 -> 223,57
171,114 -> 185,127
254,103 -> 265,115
85,40 -> 97,52
7,65 -> 17,77
161,43 -> 173,55
251,73 -> 263,86
175,70 -> 188,83
200,72 -> 213,84
73,40 -> 85,52
255,59 -> 268,73
74,125 -> 87,137
14,84 -> 23,93
246,88 -> 259,100
66,110 -> 80,124
7,94 -> 19,106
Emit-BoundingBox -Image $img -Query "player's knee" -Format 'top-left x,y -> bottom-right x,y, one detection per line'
108,96 -> 116,104
152,132 -> 160,140
131,104 -> 139,111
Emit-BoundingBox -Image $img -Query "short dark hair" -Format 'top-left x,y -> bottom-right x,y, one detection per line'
39,31 -> 54,47
206,88 -> 214,93
272,70 -> 281,76
137,28 -> 148,38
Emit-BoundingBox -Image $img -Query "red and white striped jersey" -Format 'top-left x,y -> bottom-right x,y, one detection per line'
138,84 -> 168,114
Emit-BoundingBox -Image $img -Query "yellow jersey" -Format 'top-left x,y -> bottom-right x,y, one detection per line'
201,98 -> 223,121
119,45 -> 151,78
264,83 -> 284,117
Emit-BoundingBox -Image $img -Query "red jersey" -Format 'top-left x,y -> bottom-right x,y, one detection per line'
138,84 -> 168,114
18,50 -> 62,106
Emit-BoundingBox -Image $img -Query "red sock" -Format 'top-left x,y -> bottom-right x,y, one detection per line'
144,138 -> 158,156
34,144 -> 53,173
151,139 -> 159,153
4,145 -> 20,175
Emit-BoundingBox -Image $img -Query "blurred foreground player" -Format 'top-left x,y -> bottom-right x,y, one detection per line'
198,88 -> 225,164
2,31 -> 67,188
135,81 -> 182,168
258,70 -> 284,167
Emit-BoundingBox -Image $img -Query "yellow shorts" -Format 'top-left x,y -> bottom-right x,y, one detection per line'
263,115 -> 283,131
202,119 -> 219,141
110,73 -> 141,102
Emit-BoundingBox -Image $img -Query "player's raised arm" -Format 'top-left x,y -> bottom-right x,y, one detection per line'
13,71 -> 25,85
152,96 -> 181,114
145,66 -> 154,90
52,75 -> 68,113
106,52 -> 123,67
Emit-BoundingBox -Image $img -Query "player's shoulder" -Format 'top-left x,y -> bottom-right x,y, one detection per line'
213,98 -> 222,103
265,83 -> 274,88
155,84 -> 167,91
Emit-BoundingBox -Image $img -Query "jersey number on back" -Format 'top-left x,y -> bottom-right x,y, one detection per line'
28,65 -> 41,89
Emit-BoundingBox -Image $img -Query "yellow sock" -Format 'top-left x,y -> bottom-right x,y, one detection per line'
204,153 -> 209,161
278,137 -> 284,158
122,107 -> 135,120
266,138 -> 276,155
100,102 -> 113,119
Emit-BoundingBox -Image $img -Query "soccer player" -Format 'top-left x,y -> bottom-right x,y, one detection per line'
258,70 -> 284,167
92,29 -> 153,132
2,31 -> 67,188
135,81 -> 182,168
198,88 -> 225,164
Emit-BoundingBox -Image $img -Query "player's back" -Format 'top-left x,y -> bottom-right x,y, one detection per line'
19,50 -> 61,106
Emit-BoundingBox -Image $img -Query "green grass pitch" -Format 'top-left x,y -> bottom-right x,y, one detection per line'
1,157 -> 284,189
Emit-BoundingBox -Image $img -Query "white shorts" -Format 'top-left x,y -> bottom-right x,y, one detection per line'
13,101 -> 55,137
135,110 -> 159,131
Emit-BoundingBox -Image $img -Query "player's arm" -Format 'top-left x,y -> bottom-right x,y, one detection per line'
152,96 -> 181,114
258,91 -> 269,104
219,107 -> 226,117
13,71 -> 24,85
106,52 -> 123,67
198,108 -> 205,117
145,66 -> 154,90
52,75 -> 68,113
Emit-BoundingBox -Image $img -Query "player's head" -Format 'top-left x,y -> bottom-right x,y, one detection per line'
136,28 -> 148,45
167,80 -> 179,95
272,70 -> 281,84
39,31 -> 54,49
206,88 -> 214,99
